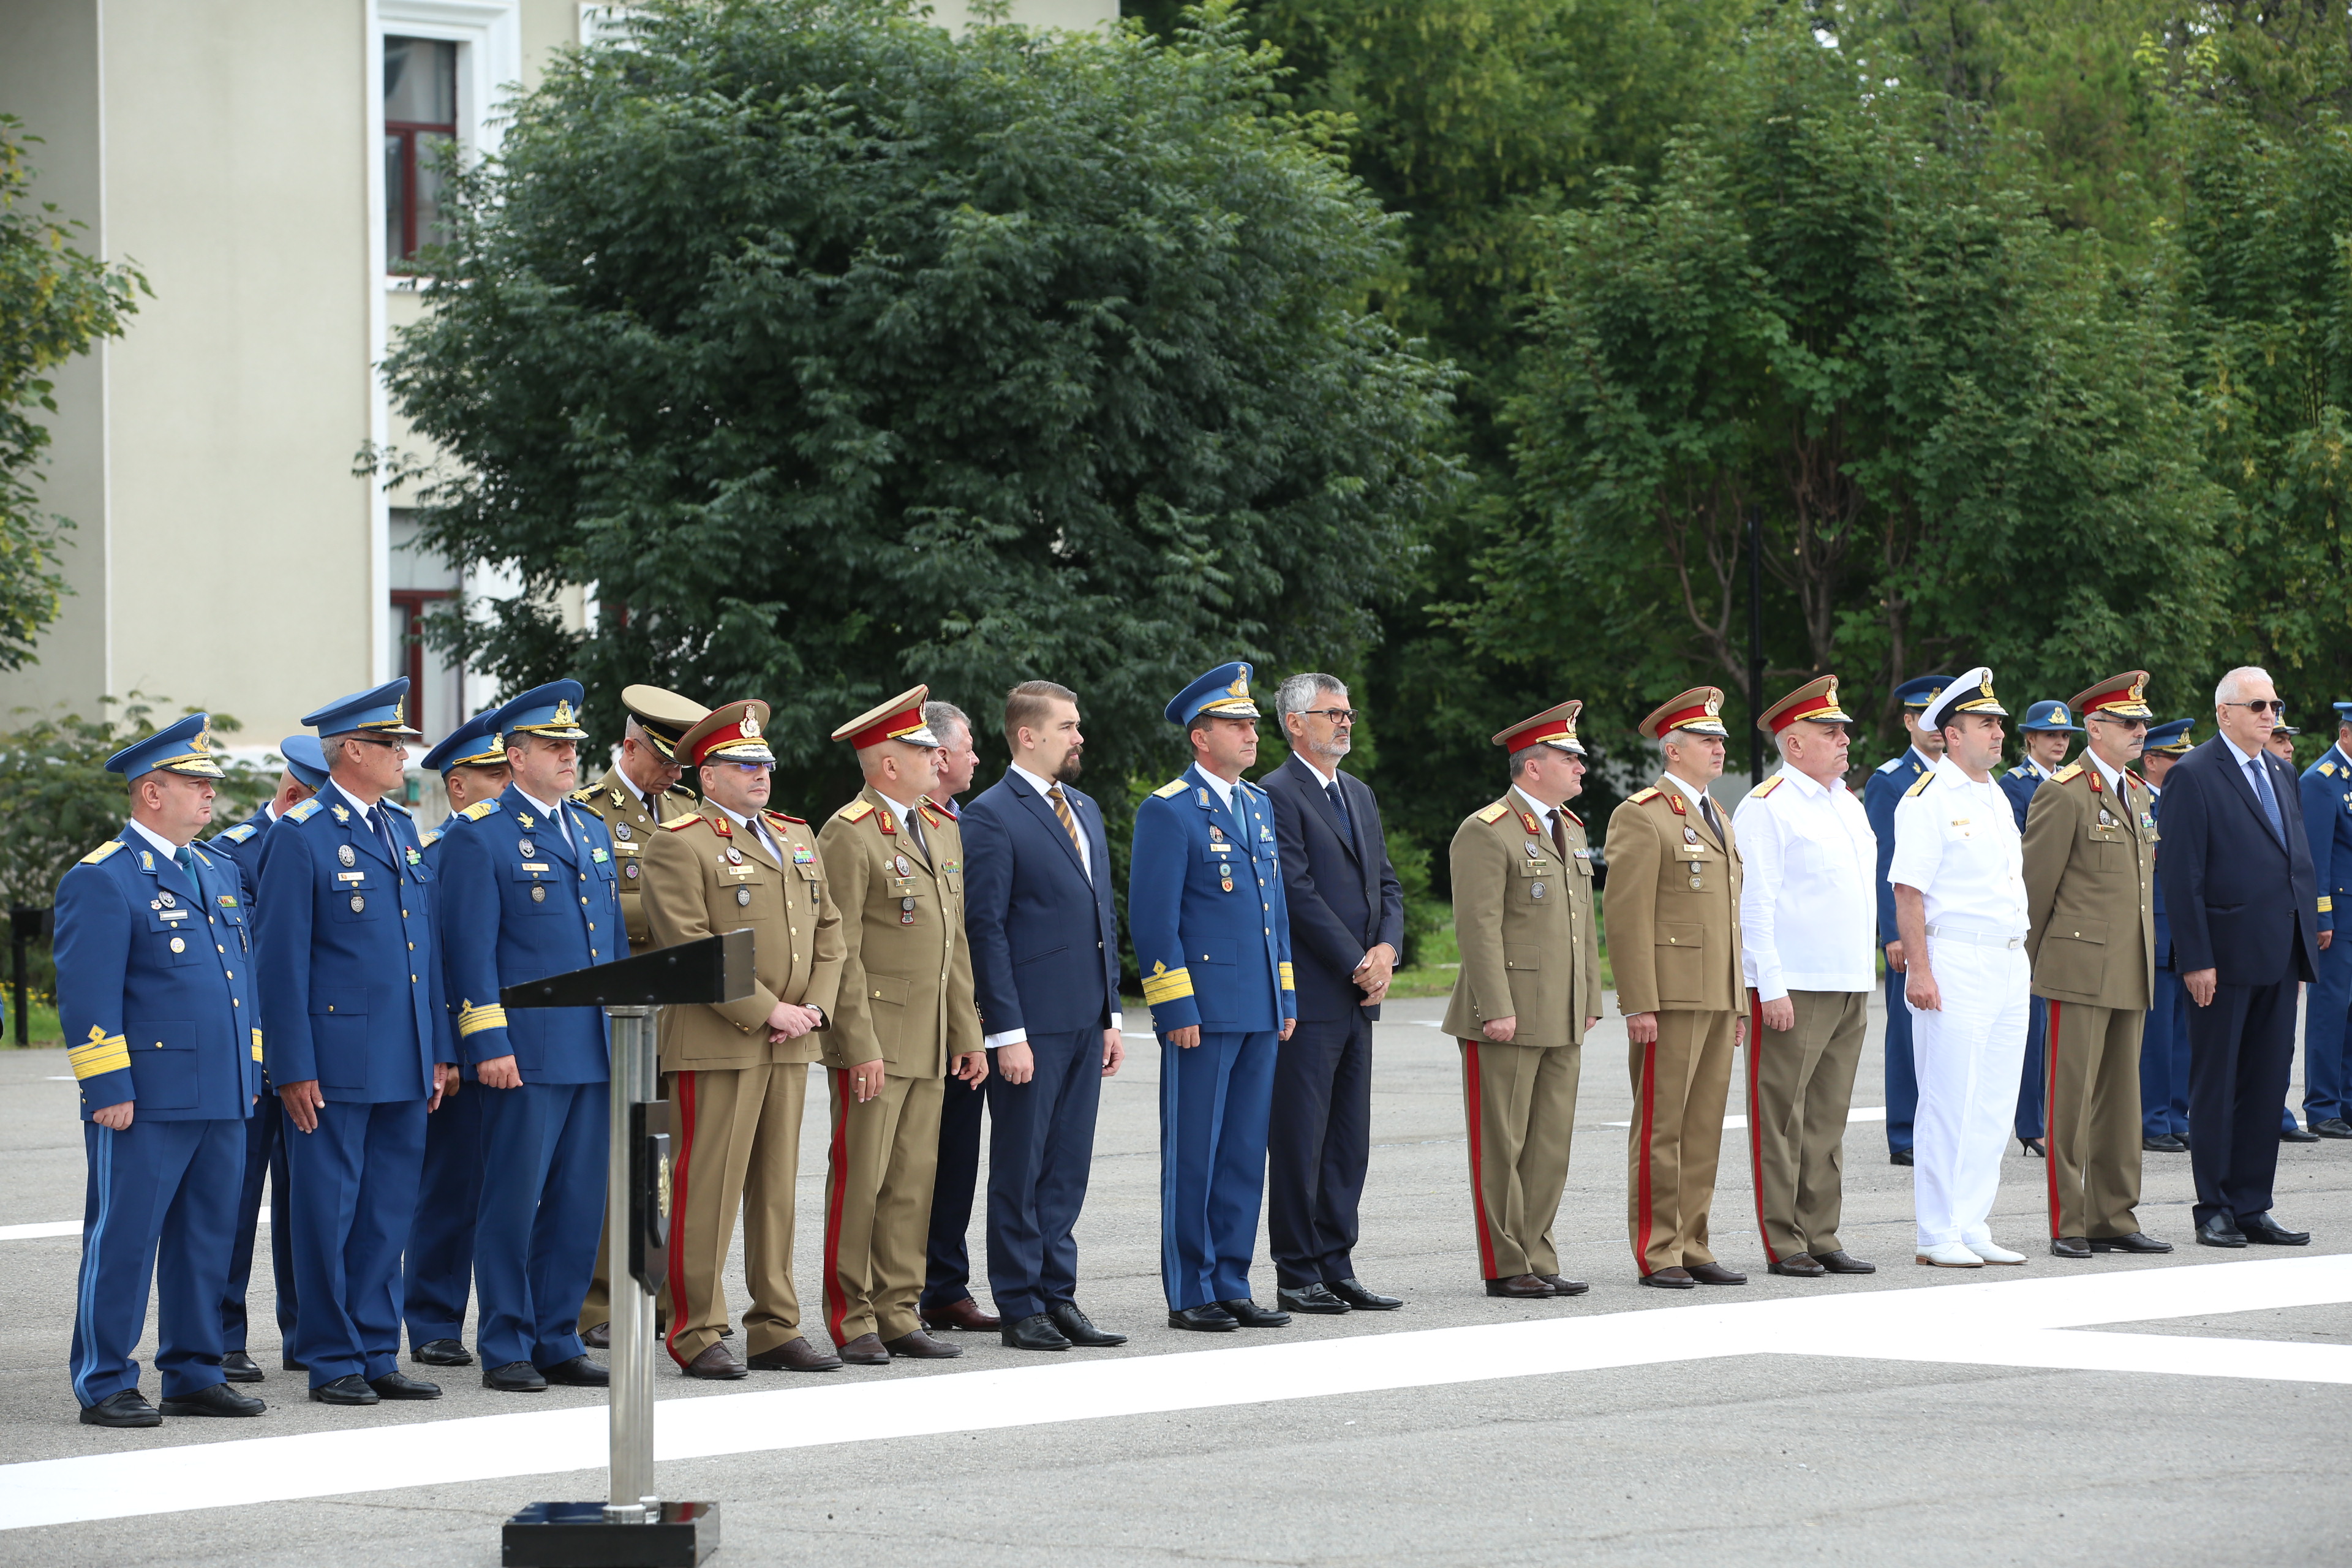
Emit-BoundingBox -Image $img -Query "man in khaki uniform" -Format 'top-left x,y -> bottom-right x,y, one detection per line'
1605,686 -> 1747,1288
643,699 -> 846,1378
571,684 -> 706,1347
816,687 -> 987,1365
1442,701 -> 1602,1299
2023,671 -> 2173,1259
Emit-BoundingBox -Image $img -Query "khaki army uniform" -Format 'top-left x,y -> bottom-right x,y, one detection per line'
1604,779 -> 1744,1276
2022,760 -> 2157,1242
815,788 -> 982,1345
1441,794 -> 1601,1280
641,802 -> 845,1365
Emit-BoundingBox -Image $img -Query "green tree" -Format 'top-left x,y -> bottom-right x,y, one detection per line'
0,116 -> 145,671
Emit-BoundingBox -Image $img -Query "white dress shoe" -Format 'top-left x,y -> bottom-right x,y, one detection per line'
1915,1242 -> 1984,1268
1966,1240 -> 2027,1265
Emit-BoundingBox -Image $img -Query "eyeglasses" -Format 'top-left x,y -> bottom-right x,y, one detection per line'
344,734 -> 408,752
2226,699 -> 2287,715
1298,709 -> 1359,725
2088,712 -> 2148,729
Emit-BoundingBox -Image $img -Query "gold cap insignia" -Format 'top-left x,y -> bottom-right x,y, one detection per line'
1227,676 -> 1249,699
741,712 -> 763,739
1703,693 -> 1722,717
552,699 -> 575,726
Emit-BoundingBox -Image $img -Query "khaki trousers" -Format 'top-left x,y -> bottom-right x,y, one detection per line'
1459,1038 -> 1581,1279
578,1212 -> 673,1335
1743,989 -> 1866,1264
663,1059 -> 809,1365
2042,1000 -> 2146,1240
1626,1008 -> 1736,1275
821,1069 -> 943,1344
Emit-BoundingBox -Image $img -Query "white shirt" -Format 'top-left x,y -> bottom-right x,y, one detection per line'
513,786 -> 571,848
127,817 -> 189,864
986,765 -> 1119,1049
713,801 -> 782,864
1888,755 -> 2027,938
1657,770 -> 1716,819
2083,748 -> 2126,797
2220,731 -> 2283,826
1733,766 -> 1877,998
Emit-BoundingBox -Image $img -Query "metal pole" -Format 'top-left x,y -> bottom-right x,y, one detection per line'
1747,510 -> 1765,786
603,1005 -> 658,1524
12,911 -> 28,1048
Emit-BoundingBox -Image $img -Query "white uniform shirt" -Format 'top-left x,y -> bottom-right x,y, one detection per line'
1733,766 -> 1877,998
1888,755 -> 2027,938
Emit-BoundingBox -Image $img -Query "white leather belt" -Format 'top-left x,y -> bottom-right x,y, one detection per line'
1925,924 -> 2024,950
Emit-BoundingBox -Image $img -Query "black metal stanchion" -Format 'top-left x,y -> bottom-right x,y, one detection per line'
10,906 -> 50,1048
497,929 -> 753,1568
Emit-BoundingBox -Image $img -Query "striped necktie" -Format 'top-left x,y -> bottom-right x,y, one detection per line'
1047,783 -> 1084,858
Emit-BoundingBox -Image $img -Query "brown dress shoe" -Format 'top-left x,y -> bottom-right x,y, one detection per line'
1767,1254 -> 1826,1278
745,1336 -> 842,1372
920,1297 -> 1002,1332
581,1322 -> 611,1351
1484,1274 -> 1555,1298
835,1333 -> 891,1366
1539,1275 -> 1589,1297
1687,1261 -> 1748,1285
1640,1267 -> 1695,1289
680,1342 -> 747,1380
1814,1250 -> 1876,1274
883,1329 -> 965,1360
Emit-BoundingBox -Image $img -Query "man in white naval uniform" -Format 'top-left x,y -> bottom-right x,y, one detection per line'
1890,668 -> 2034,1268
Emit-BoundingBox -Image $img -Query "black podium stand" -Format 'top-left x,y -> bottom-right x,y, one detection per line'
498,929 -> 753,1568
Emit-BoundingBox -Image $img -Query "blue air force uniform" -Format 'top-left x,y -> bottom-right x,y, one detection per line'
59,716 -> 262,1419
435,683 -> 625,1379
2141,721 -> 2195,1142
254,680 -> 455,1393
1999,699 -> 2083,1148
2297,710 -> 2352,1133
1129,664 -> 1297,1314
1864,674 -> 1950,1159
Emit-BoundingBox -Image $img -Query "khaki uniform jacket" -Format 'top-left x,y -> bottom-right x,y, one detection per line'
568,765 -> 700,951
1604,778 -> 1745,1015
641,802 -> 845,1071
2022,761 -> 2157,1009
1441,795 -> 1602,1048
814,787 -> 982,1078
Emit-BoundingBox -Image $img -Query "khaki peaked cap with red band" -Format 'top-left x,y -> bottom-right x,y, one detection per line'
1755,674 -> 1854,734
677,699 -> 775,767
1637,686 -> 1730,740
831,685 -> 941,750
2068,670 -> 2154,722
1492,699 -> 1585,755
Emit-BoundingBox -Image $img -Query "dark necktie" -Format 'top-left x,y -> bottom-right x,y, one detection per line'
1549,812 -> 1569,862
175,846 -> 200,894
1047,783 -> 1083,858
903,804 -> 928,861
1701,794 -> 1723,839
366,805 -> 401,872
2247,756 -> 2285,842
1327,778 -> 1352,839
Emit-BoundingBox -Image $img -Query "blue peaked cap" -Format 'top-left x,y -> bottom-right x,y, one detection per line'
1166,662 -> 1261,727
302,678 -> 421,737
2144,718 -> 2194,755
2019,699 -> 2083,733
279,735 -> 330,790
105,713 -> 227,782
494,680 -> 589,744
1893,674 -> 1952,711
420,710 -> 508,776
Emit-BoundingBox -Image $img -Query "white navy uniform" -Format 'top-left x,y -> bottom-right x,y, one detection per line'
1889,753 -> 2031,1248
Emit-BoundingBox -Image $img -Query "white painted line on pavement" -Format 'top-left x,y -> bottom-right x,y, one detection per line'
1,1213 -> 266,1243
1,1254 -> 2345,1532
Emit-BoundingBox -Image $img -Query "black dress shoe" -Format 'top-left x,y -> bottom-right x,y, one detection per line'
1278,1283 -> 1351,1315
745,1337 -> 841,1371
1049,1302 -> 1128,1346
2315,1117 -> 2352,1139
1329,1278 -> 1403,1310
2090,1232 -> 2173,1254
369,1370 -> 442,1400
1539,1275 -> 1589,1297
2143,1133 -> 2188,1153
835,1333 -> 891,1366
1768,1254 -> 1826,1278
539,1356 -> 608,1386
1216,1298 -> 1291,1327
310,1374 -> 380,1406
1001,1313 -> 1074,1350
484,1361 -> 548,1392
581,1322 -> 611,1350
1167,1304 -> 1238,1332
1890,1148 -> 1913,1167
412,1338 -> 473,1367
2239,1212 -> 2311,1245
882,1330 -> 963,1359
1815,1250 -> 1876,1274
1641,1267 -> 1695,1289
1484,1273 -> 1553,1298
2019,1137 -> 2046,1158
2282,1124 -> 2321,1142
80,1389 -> 161,1428
2051,1235 -> 2092,1259
222,1351 -> 263,1384
160,1382 -> 266,1417
1687,1262 -> 1747,1285
2195,1216 -> 2247,1248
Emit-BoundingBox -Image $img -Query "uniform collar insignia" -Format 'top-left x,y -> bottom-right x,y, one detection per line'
516,812 -> 535,829
330,804 -> 350,824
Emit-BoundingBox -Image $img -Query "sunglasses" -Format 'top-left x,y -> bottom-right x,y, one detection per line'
2227,699 -> 2287,715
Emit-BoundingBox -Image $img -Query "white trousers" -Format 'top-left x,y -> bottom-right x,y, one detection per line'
1907,936 -> 2031,1247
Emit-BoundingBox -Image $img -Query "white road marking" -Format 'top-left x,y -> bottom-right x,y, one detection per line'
2,1254 -> 2345,1532
1,1214 -> 266,1243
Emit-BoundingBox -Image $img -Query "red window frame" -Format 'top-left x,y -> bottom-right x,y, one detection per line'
385,39 -> 457,269
389,589 -> 456,739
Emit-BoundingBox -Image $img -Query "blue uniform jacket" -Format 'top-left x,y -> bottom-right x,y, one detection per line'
434,789 -> 625,1083
204,804 -> 274,905
1129,763 -> 1296,1034
2149,780 -> 2173,967
54,830 -> 262,1120
2299,745 -> 2352,938
1863,748 -> 1936,947
1998,758 -> 2057,832
254,786 -> 454,1099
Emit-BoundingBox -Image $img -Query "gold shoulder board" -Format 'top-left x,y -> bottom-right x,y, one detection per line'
1629,787 -> 1662,805
837,799 -> 875,821
79,840 -> 126,865
1752,775 -> 1785,797
663,814 -> 705,832
419,828 -> 443,848
1152,778 -> 1188,799
283,798 -> 323,824
1905,772 -> 1936,797
1474,801 -> 1510,823
2052,763 -> 2084,784
459,799 -> 500,821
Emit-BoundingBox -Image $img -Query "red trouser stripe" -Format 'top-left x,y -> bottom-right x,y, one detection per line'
823,1071 -> 852,1345
1632,1036 -> 1659,1274
1462,1041 -> 1498,1279
1746,990 -> 1778,1263
2045,1000 -> 2064,1238
663,1069 -> 698,1367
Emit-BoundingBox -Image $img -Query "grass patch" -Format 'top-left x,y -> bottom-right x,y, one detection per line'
5,1000 -> 61,1047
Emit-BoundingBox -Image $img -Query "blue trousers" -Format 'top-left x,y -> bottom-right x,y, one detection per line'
921,1053 -> 991,1313
473,1079 -> 606,1371
2141,970 -> 2190,1138
1268,1011 -> 1371,1289
287,1097 -> 426,1387
71,1117 -> 243,1405
1883,967 -> 1918,1155
1159,1029 -> 1278,1310
2185,979 -> 2297,1227
223,1093 -> 296,1351
402,1081 -> 484,1347
2301,932 -> 2352,1126
985,1029 -> 1103,1322
2014,997 -> 2047,1141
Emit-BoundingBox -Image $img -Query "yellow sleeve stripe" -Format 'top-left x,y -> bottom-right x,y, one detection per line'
70,1033 -> 131,1080
251,1028 -> 264,1062
1140,967 -> 1194,1005
457,1003 -> 510,1038
2321,897 -> 2335,914
1280,962 -> 1295,990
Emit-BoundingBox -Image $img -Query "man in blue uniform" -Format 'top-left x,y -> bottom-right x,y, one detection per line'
1864,675 -> 1950,1166
398,710 -> 512,1369
2000,699 -> 2081,1159
1129,662 -> 1298,1332
207,733 -> 328,1382
255,679 -> 456,1406
2140,720 -> 2195,1151
2297,703 -> 2352,1140
437,681 -> 622,1390
58,715 -> 265,1426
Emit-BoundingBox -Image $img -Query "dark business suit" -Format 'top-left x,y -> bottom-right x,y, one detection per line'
2141,782 -> 2191,1139
2155,735 -> 2321,1227
960,769 -> 1122,1321
921,794 -> 993,1315
1999,763 -> 2055,1143
1260,754 -> 1403,1289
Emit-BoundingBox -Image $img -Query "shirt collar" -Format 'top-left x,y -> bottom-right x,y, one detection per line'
613,771 -> 650,812
1775,766 -> 1836,800
512,786 -> 562,822
1009,761 -> 1065,801
2084,748 -> 2125,795
1193,765 -> 1237,809
326,778 -> 380,821
1658,771 -> 1711,810
874,786 -> 924,826
2222,731 -> 2264,769
1510,784 -> 1556,826
126,818 -> 185,860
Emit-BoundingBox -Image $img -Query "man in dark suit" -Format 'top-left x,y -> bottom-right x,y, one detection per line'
2156,667 -> 2320,1249
1259,674 -> 1406,1316
961,681 -> 1129,1352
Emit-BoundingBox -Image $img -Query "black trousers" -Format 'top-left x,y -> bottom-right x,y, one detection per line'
921,1052 -> 991,1311
1268,1009 -> 1373,1289
2184,978 -> 2297,1226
